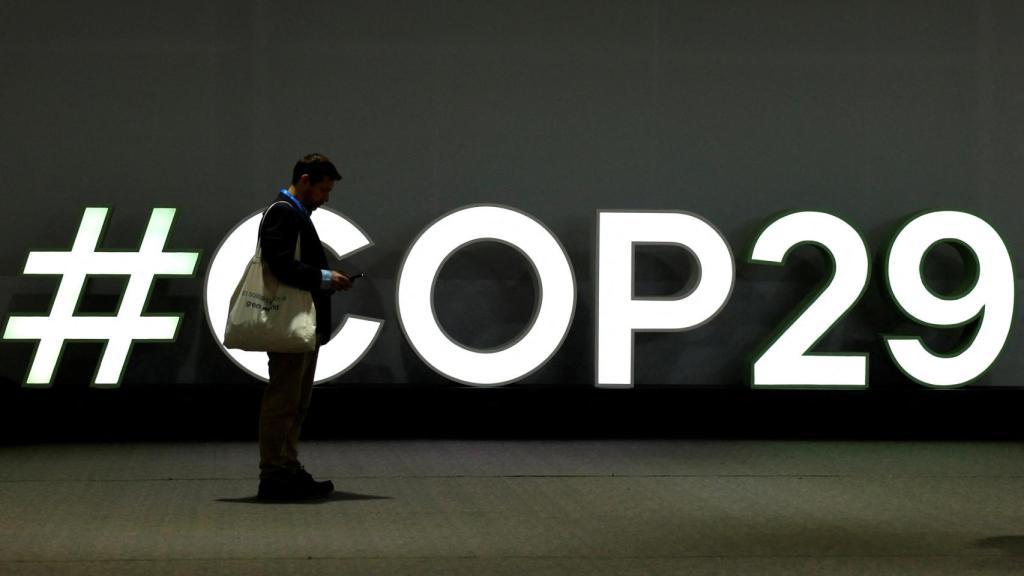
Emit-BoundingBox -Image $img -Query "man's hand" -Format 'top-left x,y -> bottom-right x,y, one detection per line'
330,271 -> 352,291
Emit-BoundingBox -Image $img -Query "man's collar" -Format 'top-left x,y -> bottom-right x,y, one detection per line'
278,188 -> 312,217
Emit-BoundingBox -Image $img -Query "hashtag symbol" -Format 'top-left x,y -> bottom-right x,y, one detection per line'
2,207 -> 199,387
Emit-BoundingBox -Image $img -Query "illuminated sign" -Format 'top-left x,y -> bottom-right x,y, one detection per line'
2,208 -> 199,386
596,211 -> 734,388
748,210 -> 1013,389
1,206 -> 1014,390
882,211 -> 1013,388
748,211 -> 870,389
204,206 -> 384,384
396,205 -> 576,386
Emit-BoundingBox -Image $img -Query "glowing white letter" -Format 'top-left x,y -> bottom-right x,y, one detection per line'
396,205 -> 576,386
204,207 -> 383,384
596,211 -> 734,387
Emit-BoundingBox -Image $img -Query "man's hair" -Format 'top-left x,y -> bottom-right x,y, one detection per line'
291,153 -> 342,185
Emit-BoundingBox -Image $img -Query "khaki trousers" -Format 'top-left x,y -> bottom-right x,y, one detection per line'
259,345 -> 319,479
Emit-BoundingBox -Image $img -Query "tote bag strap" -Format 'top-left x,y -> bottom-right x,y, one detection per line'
255,200 -> 301,259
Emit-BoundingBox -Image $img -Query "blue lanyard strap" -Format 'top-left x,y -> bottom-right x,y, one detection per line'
278,188 -> 311,218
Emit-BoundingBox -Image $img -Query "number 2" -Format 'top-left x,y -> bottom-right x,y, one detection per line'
749,212 -> 870,388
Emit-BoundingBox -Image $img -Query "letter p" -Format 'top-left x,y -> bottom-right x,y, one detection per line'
596,211 -> 734,387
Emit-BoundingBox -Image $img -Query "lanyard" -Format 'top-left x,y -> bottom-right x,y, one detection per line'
278,188 -> 311,219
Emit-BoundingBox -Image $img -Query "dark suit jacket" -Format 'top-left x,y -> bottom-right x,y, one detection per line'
258,199 -> 333,346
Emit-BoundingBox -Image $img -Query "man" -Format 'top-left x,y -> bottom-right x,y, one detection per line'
256,153 -> 352,501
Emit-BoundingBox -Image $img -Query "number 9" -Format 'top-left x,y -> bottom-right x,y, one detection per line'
884,211 -> 1015,387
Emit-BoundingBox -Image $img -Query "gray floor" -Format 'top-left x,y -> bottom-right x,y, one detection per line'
1,440 -> 1023,575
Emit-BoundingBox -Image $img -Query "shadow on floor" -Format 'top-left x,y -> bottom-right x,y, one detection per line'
973,536 -> 1024,556
216,491 -> 392,505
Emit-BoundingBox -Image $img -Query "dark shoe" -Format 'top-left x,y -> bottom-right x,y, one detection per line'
257,472 -> 306,502
292,465 -> 334,499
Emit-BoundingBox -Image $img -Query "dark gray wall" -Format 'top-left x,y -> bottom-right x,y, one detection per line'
1,1 -> 1022,389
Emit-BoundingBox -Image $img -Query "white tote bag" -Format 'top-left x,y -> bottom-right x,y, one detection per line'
223,204 -> 317,353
